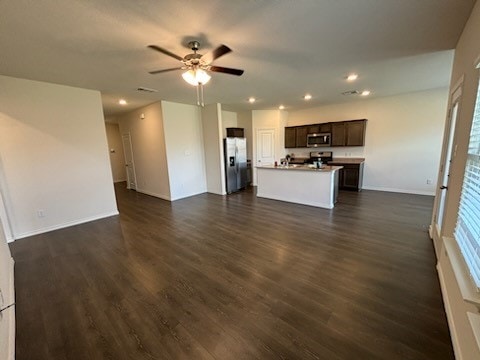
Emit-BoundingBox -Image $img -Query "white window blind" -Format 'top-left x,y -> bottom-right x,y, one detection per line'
455,72 -> 480,290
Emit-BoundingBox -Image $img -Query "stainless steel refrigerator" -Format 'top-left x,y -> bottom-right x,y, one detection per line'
224,137 -> 247,194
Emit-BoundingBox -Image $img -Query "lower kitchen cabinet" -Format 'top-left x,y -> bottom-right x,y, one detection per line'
329,161 -> 364,191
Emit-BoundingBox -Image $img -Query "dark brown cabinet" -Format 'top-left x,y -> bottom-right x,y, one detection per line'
331,122 -> 346,146
345,120 -> 366,146
307,124 -> 320,134
285,127 -> 296,148
331,119 -> 367,146
295,126 -> 308,147
329,161 -> 364,191
284,120 -> 366,148
319,123 -> 332,133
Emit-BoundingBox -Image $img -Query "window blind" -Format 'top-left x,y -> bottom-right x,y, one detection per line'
455,74 -> 480,290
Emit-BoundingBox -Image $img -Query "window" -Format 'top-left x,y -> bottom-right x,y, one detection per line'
455,69 -> 480,290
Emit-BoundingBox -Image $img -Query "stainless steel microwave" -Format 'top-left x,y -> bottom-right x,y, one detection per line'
307,133 -> 331,147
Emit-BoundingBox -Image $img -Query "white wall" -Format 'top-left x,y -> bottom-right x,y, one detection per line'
288,88 -> 449,195
201,104 -> 226,195
431,2 -> 480,359
252,110 -> 288,185
237,111 -> 253,160
105,122 -> 127,182
0,75 -> 118,239
221,111 -> 238,138
161,101 -> 207,200
117,102 -> 171,200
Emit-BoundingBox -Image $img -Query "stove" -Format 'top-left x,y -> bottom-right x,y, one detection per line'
308,151 -> 333,164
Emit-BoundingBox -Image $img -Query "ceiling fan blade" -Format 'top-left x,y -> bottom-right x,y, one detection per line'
149,67 -> 183,74
147,45 -> 183,61
201,45 -> 232,64
209,66 -> 244,76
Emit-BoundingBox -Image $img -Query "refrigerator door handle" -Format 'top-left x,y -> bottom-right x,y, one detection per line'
235,146 -> 239,173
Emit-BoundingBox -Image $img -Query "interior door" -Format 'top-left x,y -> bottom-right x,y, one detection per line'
122,133 -> 137,190
256,129 -> 275,167
255,129 -> 275,185
0,217 -> 14,360
434,101 -> 459,235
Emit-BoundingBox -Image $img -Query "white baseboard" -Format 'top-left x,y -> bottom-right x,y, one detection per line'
362,185 -> 435,196
12,210 -> 119,240
170,189 -> 208,201
136,188 -> 171,201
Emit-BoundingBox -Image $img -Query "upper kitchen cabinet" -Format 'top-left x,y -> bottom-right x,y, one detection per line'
319,123 -> 332,133
307,124 -> 320,134
295,126 -> 308,147
331,119 -> 367,146
285,127 -> 297,148
331,122 -> 346,146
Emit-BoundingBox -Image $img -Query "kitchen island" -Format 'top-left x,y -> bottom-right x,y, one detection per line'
256,164 -> 343,209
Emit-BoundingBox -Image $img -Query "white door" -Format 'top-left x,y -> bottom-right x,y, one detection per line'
0,216 -> 14,360
255,129 -> 275,185
434,101 -> 459,234
256,129 -> 275,166
122,133 -> 137,190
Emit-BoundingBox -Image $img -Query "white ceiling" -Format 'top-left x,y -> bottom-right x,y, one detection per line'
0,0 -> 476,116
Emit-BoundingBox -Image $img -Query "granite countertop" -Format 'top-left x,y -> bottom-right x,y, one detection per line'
328,158 -> 365,164
257,164 -> 343,172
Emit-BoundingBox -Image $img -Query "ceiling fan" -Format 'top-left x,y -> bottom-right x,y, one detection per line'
147,41 -> 244,106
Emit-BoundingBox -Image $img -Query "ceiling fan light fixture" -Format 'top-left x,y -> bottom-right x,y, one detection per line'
248,97 -> 256,103
182,69 -> 211,86
346,73 -> 358,81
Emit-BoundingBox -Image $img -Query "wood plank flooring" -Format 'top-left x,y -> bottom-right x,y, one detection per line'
10,184 -> 454,359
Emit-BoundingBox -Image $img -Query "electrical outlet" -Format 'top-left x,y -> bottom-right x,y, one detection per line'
37,210 -> 45,218
426,179 -> 433,184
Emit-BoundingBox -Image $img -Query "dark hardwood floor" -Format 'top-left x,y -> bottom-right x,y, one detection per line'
10,183 -> 454,359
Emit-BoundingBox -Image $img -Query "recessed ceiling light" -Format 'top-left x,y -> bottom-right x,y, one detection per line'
119,99 -> 127,105
347,74 -> 358,81
248,97 -> 256,103
279,105 -> 285,110
304,94 -> 312,100
361,90 -> 371,96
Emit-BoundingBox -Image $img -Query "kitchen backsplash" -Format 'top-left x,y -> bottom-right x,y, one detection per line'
287,147 -> 365,158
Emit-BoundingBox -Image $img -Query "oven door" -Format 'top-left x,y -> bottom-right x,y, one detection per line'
307,133 -> 331,147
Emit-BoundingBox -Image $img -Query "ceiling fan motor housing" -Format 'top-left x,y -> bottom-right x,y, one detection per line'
188,41 -> 200,51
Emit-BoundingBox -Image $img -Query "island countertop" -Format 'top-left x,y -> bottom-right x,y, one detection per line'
256,164 -> 343,172
256,164 -> 342,208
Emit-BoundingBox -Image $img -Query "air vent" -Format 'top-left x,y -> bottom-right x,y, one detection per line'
137,87 -> 158,93
342,90 -> 360,96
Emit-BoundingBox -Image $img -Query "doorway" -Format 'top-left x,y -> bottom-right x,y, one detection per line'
256,129 -> 275,166
432,75 -> 462,249
254,128 -> 275,185
122,133 -> 137,190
